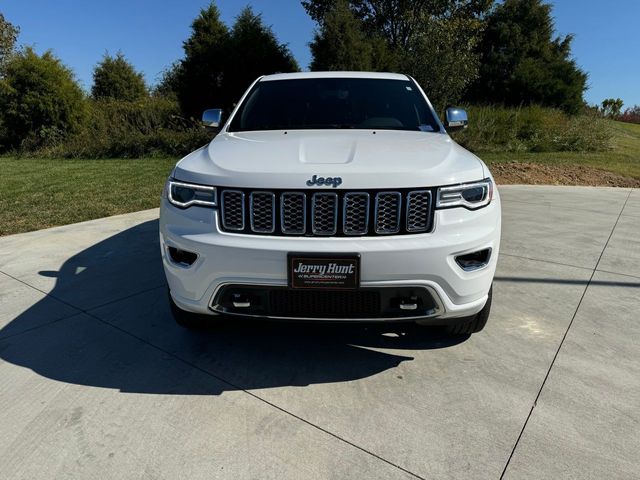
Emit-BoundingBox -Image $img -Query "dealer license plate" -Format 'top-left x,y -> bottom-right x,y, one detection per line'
288,253 -> 360,289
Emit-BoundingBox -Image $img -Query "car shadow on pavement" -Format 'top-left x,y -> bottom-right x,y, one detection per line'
0,219 -> 467,395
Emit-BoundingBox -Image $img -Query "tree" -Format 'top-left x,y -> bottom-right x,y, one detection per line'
309,0 -> 376,71
303,0 -> 490,109
403,15 -> 483,111
600,98 -> 623,119
175,2 -> 298,118
225,7 -> 298,106
153,62 -> 182,100
176,3 -> 231,118
467,0 -> 587,113
0,48 -> 85,150
91,52 -> 147,101
303,0 -> 492,50
0,13 -> 19,73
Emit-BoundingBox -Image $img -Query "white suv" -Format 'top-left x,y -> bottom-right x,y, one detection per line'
160,72 -> 501,334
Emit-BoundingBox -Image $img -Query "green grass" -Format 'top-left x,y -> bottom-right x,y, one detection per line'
0,157 -> 177,236
481,120 -> 640,179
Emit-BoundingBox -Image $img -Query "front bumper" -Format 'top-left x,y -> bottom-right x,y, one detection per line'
159,192 -> 501,322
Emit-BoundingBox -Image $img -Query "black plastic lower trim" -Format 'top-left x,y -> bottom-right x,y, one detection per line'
211,284 -> 439,320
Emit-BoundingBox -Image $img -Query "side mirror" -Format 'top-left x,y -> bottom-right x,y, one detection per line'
444,107 -> 468,132
202,108 -> 223,128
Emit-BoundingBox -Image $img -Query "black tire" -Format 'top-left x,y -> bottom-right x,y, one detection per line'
168,289 -> 222,329
445,285 -> 492,335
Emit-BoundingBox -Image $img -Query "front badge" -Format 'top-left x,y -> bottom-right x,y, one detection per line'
306,175 -> 342,188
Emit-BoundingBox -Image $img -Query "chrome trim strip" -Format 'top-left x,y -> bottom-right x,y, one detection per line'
249,191 -> 276,233
208,282 -> 445,321
406,190 -> 432,232
374,191 -> 402,234
280,192 -> 307,234
311,192 -> 338,235
220,190 -> 245,231
343,192 -> 370,235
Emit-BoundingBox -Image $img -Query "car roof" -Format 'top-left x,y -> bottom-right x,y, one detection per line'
260,71 -> 410,82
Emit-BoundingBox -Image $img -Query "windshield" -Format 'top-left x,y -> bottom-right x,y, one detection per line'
228,78 -> 440,133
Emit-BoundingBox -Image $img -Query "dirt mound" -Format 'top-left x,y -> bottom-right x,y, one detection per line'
492,162 -> 640,188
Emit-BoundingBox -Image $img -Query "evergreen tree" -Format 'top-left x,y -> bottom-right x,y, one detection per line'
225,7 -> 298,105
153,62 -> 182,100
91,52 -> 147,101
176,3 -> 231,118
468,0 -> 587,113
175,3 -> 298,118
310,0 -> 375,71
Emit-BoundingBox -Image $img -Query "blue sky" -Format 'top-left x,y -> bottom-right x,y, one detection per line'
2,0 -> 639,107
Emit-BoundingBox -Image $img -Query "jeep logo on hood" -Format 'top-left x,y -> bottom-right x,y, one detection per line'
306,175 -> 342,188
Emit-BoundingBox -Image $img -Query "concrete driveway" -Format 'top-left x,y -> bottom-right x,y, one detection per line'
0,185 -> 638,479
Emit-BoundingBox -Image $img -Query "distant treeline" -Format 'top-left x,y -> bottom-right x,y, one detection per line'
0,2 -> 628,158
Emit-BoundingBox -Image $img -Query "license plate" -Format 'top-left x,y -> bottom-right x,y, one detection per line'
288,253 -> 360,289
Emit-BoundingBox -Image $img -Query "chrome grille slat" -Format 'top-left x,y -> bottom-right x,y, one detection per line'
250,191 -> 275,233
220,190 -> 245,231
219,188 -> 433,236
406,190 -> 432,232
374,192 -> 401,234
312,192 -> 338,235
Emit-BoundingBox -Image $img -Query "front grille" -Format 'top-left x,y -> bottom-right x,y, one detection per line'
269,289 -> 381,318
219,188 -> 435,236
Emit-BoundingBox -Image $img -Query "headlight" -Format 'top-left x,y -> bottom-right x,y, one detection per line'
436,178 -> 493,210
167,179 -> 217,208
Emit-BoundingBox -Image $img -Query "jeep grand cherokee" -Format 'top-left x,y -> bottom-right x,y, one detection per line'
160,72 -> 501,334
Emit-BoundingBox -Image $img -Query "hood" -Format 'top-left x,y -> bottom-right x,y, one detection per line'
173,130 -> 484,189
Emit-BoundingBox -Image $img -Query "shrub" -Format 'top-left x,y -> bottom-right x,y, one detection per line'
0,48 -> 86,150
23,97 -> 213,158
452,105 -> 612,153
91,52 -> 147,101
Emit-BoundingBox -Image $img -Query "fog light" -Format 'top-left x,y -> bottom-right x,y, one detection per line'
168,247 -> 198,266
455,248 -> 491,271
